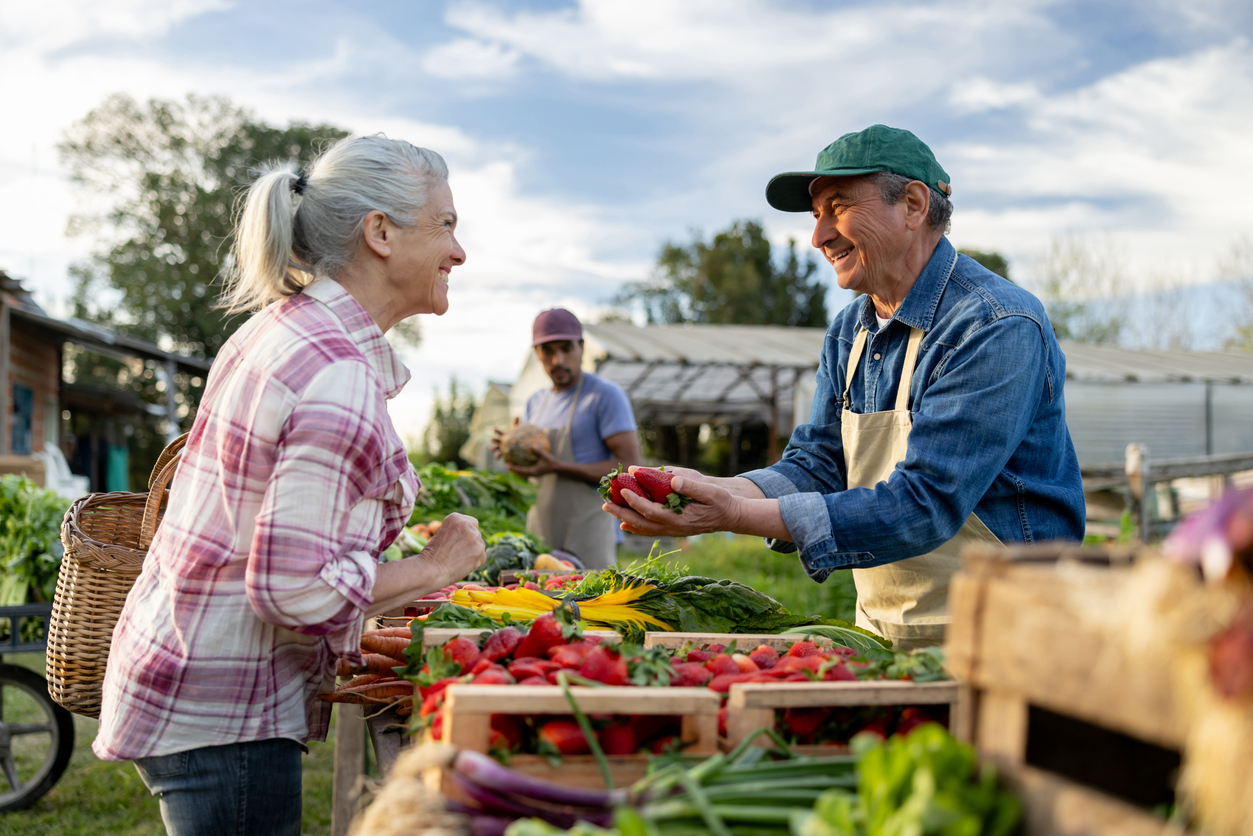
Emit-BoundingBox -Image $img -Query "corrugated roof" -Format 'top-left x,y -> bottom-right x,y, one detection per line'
1059,342 -> 1253,384
583,323 -> 826,367
585,323 -> 1253,385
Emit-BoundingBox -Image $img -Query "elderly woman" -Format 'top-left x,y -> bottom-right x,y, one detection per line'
92,135 -> 486,836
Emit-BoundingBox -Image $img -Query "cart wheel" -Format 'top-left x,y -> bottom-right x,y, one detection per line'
0,663 -> 75,812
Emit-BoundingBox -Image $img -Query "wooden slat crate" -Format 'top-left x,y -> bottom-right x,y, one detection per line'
725,680 -> 960,752
429,684 -> 720,792
946,542 -> 1194,836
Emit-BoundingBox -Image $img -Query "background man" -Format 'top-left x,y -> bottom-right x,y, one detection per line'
605,125 -> 1085,648
503,308 -> 640,569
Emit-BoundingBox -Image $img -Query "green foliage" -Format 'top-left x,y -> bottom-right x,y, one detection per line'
958,248 -> 1011,282
60,93 -> 350,415
1040,235 -> 1125,345
614,220 -> 828,327
0,475 -> 71,605
472,532 -> 545,584
635,535 -> 859,625
794,725 -> 1021,836
417,377 -> 477,468
409,463 -> 536,538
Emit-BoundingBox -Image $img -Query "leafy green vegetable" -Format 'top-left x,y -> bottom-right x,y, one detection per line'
780,625 -> 895,663
421,603 -> 508,630
793,725 -> 1021,836
0,475 -> 70,605
471,532 -> 545,584
409,464 -> 535,537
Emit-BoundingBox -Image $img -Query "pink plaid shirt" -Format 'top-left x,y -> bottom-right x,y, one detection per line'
94,278 -> 419,761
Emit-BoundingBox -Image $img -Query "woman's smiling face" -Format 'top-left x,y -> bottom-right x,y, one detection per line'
389,177 -> 465,316
809,175 -> 908,298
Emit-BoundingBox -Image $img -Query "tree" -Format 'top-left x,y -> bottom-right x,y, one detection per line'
1039,235 -> 1126,345
613,220 -> 828,327
959,248 -> 1011,281
420,378 -> 477,467
61,94 -> 354,365
1221,235 -> 1253,351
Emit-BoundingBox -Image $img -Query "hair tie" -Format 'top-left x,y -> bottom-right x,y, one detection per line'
292,174 -> 308,196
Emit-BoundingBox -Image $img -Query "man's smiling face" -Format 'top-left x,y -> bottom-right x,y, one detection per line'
809,174 -> 909,298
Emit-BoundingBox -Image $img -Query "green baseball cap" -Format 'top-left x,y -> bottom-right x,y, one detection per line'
765,124 -> 951,213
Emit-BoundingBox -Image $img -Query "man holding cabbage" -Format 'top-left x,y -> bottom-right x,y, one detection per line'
603,125 -> 1085,650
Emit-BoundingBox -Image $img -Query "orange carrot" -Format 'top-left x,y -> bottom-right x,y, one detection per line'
340,673 -> 382,690
369,627 -> 413,638
339,681 -> 412,699
361,635 -> 410,658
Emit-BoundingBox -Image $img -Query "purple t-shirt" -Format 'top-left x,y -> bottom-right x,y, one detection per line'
524,372 -> 636,463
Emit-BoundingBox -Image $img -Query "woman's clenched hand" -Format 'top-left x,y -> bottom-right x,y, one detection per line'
419,512 -> 487,586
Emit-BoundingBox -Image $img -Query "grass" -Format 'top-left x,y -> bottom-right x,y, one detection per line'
1,653 -> 336,835
622,533 -> 859,624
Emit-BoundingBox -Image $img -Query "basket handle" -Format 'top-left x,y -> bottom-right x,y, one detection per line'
149,432 -> 190,490
139,434 -> 188,549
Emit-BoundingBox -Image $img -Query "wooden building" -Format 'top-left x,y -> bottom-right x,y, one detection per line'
0,271 -> 212,491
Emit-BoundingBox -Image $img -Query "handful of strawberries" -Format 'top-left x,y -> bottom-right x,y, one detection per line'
599,464 -> 693,514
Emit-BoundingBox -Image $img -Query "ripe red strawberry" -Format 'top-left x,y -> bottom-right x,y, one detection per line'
598,722 -> 638,755
549,642 -> 593,669
539,720 -> 591,755
443,637 -> 480,671
598,464 -> 642,507
670,662 -> 713,687
579,645 -> 629,686
707,672 -> 755,692
731,653 -> 760,674
748,645 -> 779,670
705,653 -> 740,676
787,641 -> 821,658
481,626 -> 523,662
472,666 -> 516,685
630,467 -> 693,513
781,707 -> 832,740
513,613 -> 565,660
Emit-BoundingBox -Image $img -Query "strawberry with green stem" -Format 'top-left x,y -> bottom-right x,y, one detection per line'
630,466 -> 693,514
598,464 -> 642,507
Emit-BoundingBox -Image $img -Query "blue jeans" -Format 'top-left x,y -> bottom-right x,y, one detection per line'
133,738 -> 302,836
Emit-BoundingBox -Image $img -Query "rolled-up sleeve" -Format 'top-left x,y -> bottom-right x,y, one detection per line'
247,361 -> 385,657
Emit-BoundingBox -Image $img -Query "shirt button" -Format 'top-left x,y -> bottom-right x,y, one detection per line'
873,353 -> 881,360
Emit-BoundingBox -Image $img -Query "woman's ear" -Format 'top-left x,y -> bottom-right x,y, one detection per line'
361,209 -> 393,258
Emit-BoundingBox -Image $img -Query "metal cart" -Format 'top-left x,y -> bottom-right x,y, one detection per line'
0,603 -> 75,812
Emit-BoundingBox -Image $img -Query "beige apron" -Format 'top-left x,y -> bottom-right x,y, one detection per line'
843,326 -> 1002,651
525,376 -> 617,570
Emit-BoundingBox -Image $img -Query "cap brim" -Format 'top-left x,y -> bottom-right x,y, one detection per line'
532,331 -> 584,347
765,167 -> 887,212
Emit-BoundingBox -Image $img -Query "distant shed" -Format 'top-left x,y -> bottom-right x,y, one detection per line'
509,322 -> 1253,470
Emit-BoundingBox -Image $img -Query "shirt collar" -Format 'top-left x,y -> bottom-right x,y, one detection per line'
301,277 -> 411,399
858,236 -> 958,334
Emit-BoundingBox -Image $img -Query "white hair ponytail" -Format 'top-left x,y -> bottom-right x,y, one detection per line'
221,135 -> 449,314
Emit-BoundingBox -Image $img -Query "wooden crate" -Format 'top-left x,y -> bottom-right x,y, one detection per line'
431,684 -> 720,792
642,632 -> 841,652
725,680 -> 960,752
946,542 -> 1194,835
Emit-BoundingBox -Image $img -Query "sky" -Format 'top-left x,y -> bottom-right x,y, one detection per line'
2,0 -> 1252,444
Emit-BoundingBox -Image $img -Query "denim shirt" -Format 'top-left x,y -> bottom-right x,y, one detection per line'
742,237 -> 1085,582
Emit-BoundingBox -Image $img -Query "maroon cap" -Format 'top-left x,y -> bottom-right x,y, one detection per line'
532,308 -> 583,347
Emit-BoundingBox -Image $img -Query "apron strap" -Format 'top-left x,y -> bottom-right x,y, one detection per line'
842,329 -> 868,409
842,326 -> 925,412
894,328 -> 925,412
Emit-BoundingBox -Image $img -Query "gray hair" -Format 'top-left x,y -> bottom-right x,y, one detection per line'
222,135 -> 449,313
871,171 -> 952,234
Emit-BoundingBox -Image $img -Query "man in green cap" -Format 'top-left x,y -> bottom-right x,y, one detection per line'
604,125 -> 1085,649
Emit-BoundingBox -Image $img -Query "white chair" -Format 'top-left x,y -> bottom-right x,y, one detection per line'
33,442 -> 91,501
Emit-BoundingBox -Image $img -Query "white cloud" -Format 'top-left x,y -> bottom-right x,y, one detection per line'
949,77 -> 1040,113
0,0 -> 231,52
422,37 -> 522,80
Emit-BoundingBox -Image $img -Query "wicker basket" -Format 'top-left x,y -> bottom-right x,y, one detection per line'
46,433 -> 188,718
